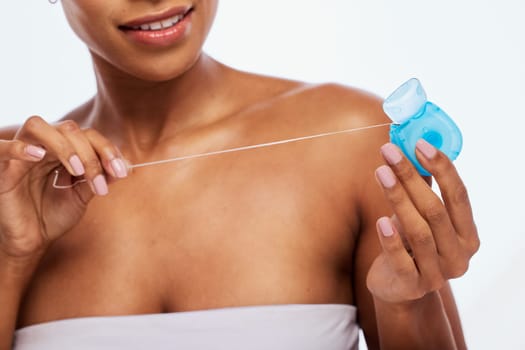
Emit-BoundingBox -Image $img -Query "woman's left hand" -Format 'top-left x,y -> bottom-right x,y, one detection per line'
366,140 -> 480,304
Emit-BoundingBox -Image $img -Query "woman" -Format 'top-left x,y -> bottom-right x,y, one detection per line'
0,0 -> 479,349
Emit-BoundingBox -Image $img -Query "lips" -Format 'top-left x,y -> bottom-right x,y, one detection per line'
120,6 -> 193,31
119,6 -> 194,47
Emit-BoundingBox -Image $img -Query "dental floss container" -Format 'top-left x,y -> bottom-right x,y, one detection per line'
383,78 -> 463,176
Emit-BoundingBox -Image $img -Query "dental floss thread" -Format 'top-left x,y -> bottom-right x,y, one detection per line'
52,122 -> 393,189
52,79 -> 464,189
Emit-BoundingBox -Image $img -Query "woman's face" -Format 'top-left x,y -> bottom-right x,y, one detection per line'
61,0 -> 218,81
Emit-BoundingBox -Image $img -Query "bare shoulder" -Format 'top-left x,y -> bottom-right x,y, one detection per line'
233,75 -> 393,181
236,69 -> 388,128
239,76 -> 394,214
289,82 -> 389,133
272,82 -> 391,171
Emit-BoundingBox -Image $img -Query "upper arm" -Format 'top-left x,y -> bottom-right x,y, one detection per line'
349,96 -> 392,349
302,83 -> 391,347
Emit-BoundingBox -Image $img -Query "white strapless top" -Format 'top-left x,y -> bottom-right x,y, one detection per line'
14,304 -> 358,350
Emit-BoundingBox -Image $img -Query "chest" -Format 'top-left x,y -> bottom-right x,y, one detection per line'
19,146 -> 359,326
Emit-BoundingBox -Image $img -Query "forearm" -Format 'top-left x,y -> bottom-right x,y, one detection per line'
0,252 -> 40,350
374,291 -> 457,350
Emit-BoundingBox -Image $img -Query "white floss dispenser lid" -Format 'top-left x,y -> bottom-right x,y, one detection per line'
383,78 -> 427,124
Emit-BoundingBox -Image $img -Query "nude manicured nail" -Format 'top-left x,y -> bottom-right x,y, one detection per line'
378,217 -> 395,237
93,175 -> 109,196
376,165 -> 396,189
416,139 -> 438,159
69,155 -> 85,176
25,145 -> 46,160
381,143 -> 403,165
111,158 -> 128,178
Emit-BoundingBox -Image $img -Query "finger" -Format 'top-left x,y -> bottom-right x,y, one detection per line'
15,116 -> 83,177
376,217 -> 418,280
380,143 -> 461,260
56,121 -> 110,196
415,139 -> 479,252
375,165 -> 444,285
391,215 -> 412,253
82,128 -> 128,180
50,166 -> 95,205
0,140 -> 47,162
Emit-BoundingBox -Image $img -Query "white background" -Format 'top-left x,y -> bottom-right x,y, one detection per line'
2,1 -> 524,348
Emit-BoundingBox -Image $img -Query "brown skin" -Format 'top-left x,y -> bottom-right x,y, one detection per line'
0,1 -> 478,349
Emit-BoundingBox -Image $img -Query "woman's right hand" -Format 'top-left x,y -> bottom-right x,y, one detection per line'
0,116 -> 128,260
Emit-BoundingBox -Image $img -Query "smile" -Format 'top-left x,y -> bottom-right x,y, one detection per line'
118,6 -> 194,47
120,7 -> 194,32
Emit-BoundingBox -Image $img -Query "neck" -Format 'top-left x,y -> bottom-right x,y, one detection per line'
89,53 -> 232,152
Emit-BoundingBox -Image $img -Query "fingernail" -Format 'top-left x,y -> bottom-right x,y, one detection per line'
378,217 -> 395,237
111,158 -> 128,178
93,175 -> 109,196
69,155 -> 85,176
25,145 -> 46,160
416,139 -> 438,159
376,165 -> 396,189
381,143 -> 403,165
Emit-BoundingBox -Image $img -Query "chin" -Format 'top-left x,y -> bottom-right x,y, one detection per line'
124,52 -> 203,83
91,44 -> 205,83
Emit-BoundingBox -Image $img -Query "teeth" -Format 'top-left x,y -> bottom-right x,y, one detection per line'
150,22 -> 162,30
161,19 -> 172,28
131,14 -> 185,31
